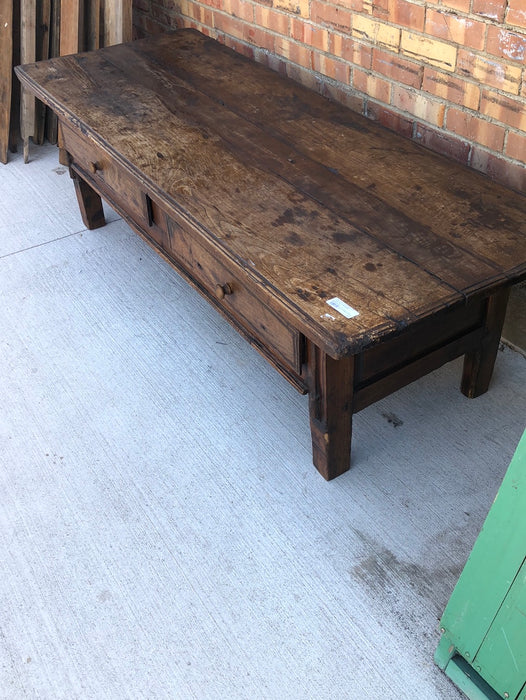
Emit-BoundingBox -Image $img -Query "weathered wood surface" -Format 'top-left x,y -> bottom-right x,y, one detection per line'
45,0 -> 61,144
34,0 -> 51,145
86,0 -> 101,51
102,0 -> 132,47
20,0 -> 36,162
0,0 -> 13,163
16,30 -> 526,359
60,0 -> 83,56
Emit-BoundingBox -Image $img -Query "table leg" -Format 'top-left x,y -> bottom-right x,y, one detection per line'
306,341 -> 354,480
461,287 -> 510,399
72,172 -> 106,230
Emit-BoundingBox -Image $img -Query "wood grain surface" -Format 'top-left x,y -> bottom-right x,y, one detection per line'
0,0 -> 13,164
103,0 -> 132,46
20,0 -> 36,162
60,0 -> 83,56
15,30 -> 526,359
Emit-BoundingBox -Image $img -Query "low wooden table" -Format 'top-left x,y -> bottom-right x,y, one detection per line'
16,30 -> 526,480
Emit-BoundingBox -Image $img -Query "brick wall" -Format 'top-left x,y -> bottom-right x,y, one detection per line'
133,0 -> 526,193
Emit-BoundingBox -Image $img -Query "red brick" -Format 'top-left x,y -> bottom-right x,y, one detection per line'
243,24 -> 276,51
333,0 -> 363,9
365,101 -> 414,137
353,68 -> 391,102
223,0 -> 254,22
400,30 -> 456,71
274,0 -> 309,17
331,34 -> 372,68
372,48 -> 422,88
506,130 -> 526,162
470,146 -> 526,193
472,0 -> 506,22
413,123 -> 470,164
224,34 -> 256,58
275,36 -> 313,67
486,26 -> 526,64
212,12 -> 245,40
311,1 -> 352,31
480,89 -> 526,130
372,0 -> 425,31
192,5 -> 214,25
313,52 -> 350,82
442,0 -> 471,12
392,85 -> 446,126
507,0 -> 526,29
255,6 -> 289,35
291,19 -> 330,50
422,67 -> 480,110
424,9 -> 486,51
446,108 -> 506,150
457,49 -> 522,94
440,0 -> 470,11
198,0 -> 223,11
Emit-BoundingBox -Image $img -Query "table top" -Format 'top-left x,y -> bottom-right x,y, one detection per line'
17,29 -> 526,357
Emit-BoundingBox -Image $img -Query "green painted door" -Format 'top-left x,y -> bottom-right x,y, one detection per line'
436,428 -> 526,699
473,558 -> 526,699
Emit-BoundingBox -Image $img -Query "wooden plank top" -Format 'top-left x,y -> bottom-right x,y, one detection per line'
16,29 -> 526,358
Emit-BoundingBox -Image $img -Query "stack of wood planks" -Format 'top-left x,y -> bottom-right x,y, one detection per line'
0,0 -> 132,165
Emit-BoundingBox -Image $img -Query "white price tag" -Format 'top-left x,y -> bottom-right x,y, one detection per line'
326,297 -> 359,319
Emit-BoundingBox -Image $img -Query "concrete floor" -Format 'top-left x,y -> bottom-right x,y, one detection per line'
1,143 -> 525,699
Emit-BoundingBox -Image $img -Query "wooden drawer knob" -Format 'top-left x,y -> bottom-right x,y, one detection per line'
215,282 -> 233,300
88,161 -> 102,174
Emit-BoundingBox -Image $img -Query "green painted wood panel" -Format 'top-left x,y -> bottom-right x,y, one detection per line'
440,429 -> 526,663
474,558 -> 526,699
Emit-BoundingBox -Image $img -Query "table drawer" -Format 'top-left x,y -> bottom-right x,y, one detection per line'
60,121 -> 147,227
167,214 -> 301,374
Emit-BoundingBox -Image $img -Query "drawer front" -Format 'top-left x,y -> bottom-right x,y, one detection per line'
60,121 -> 148,229
167,214 -> 301,373
60,121 -> 301,379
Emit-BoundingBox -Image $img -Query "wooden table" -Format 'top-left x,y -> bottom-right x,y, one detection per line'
16,30 -> 526,480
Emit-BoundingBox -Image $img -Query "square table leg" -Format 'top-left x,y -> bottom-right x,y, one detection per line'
306,341 -> 355,480
461,287 -> 511,399
72,172 -> 106,230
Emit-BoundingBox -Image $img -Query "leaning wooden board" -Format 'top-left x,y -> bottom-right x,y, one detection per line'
0,0 -> 13,164
16,30 -> 526,480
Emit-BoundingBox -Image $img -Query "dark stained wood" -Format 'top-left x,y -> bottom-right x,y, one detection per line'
34,0 -> 51,146
15,30 -> 526,479
0,0 -> 13,164
45,0 -> 60,144
86,0 -> 101,51
72,171 -> 105,229
354,326 -> 485,413
132,34 -> 525,287
461,288 -> 511,399
307,343 -> 354,480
